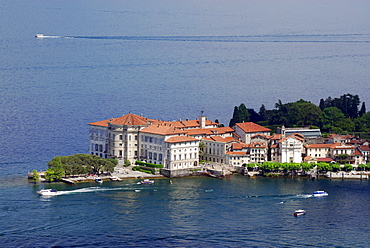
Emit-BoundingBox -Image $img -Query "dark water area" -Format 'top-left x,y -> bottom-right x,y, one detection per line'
1,176 -> 370,247
1,0 -> 370,246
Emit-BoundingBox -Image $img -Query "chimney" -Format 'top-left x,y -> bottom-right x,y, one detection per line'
200,116 -> 206,129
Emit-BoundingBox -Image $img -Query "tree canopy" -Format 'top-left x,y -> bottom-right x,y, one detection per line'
47,154 -> 118,179
229,94 -> 369,133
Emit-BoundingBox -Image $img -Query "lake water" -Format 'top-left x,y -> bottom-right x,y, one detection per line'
0,0 -> 370,246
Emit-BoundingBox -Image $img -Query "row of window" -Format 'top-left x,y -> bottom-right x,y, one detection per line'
91,144 -> 108,153
142,136 -> 164,144
173,153 -> 197,161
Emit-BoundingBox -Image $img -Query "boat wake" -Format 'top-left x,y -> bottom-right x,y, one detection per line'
40,186 -> 144,196
35,34 -> 370,43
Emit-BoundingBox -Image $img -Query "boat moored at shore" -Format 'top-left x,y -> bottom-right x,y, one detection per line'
95,177 -> 103,184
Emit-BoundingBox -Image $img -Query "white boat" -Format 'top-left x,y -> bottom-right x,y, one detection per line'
110,176 -> 122,181
35,34 -> 44,38
312,191 -> 328,197
37,189 -> 58,196
95,177 -> 103,184
294,209 -> 306,216
138,179 -> 154,184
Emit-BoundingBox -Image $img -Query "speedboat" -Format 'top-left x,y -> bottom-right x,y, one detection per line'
37,189 -> 58,196
138,179 -> 154,184
294,209 -> 306,216
312,191 -> 328,197
35,34 -> 44,38
95,177 -> 103,184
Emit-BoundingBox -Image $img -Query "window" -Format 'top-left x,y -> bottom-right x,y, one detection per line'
149,152 -> 152,159
159,154 -> 163,161
119,135 -> 122,140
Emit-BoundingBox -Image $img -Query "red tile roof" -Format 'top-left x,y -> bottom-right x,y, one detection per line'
88,113 -> 152,127
141,124 -> 186,135
165,136 -> 199,143
109,113 -> 152,126
171,119 -> 218,128
185,127 -> 234,136
88,118 -> 117,127
202,136 -> 237,143
317,158 -> 335,162
279,134 -> 304,143
235,122 -> 271,133
359,145 -> 370,151
305,143 -> 339,149
226,151 -> 247,155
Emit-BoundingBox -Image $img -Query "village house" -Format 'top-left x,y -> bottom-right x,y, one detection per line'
233,122 -> 271,144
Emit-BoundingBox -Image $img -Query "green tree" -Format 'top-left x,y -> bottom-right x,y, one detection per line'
199,142 -> 206,157
32,170 -> 40,183
290,99 -> 322,126
124,160 -> 131,167
331,163 -> 341,172
229,106 -> 240,127
301,163 -> 314,172
46,156 -> 65,181
359,102 -> 366,117
317,162 -> 332,172
239,103 -> 250,123
344,164 -> 353,172
319,107 -> 346,132
354,111 -> 370,132
259,104 -> 268,121
338,118 -> 355,132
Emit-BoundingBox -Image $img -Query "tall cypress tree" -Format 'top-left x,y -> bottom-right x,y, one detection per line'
229,106 -> 240,127
359,102 -> 366,117
239,103 -> 250,123
259,104 -> 268,121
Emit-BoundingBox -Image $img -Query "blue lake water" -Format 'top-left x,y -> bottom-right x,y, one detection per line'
0,0 -> 370,246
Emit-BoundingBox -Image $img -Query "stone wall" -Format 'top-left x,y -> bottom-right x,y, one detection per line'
160,168 -> 202,178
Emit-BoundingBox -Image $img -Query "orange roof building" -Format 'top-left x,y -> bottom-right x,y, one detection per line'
233,122 -> 271,144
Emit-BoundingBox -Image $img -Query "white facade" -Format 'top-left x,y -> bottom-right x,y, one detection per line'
279,136 -> 304,163
165,138 -> 199,170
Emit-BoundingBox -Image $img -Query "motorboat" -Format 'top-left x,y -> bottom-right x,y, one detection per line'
35,34 -> 44,38
312,191 -> 328,197
37,189 -> 58,196
294,209 -> 306,216
110,176 -> 121,181
95,177 -> 103,184
138,179 -> 154,184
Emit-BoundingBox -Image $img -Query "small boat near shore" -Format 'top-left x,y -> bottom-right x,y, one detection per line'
95,177 -> 103,184
294,209 -> 306,216
312,191 -> 328,197
138,179 -> 154,184
110,176 -> 122,181
37,189 -> 58,196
